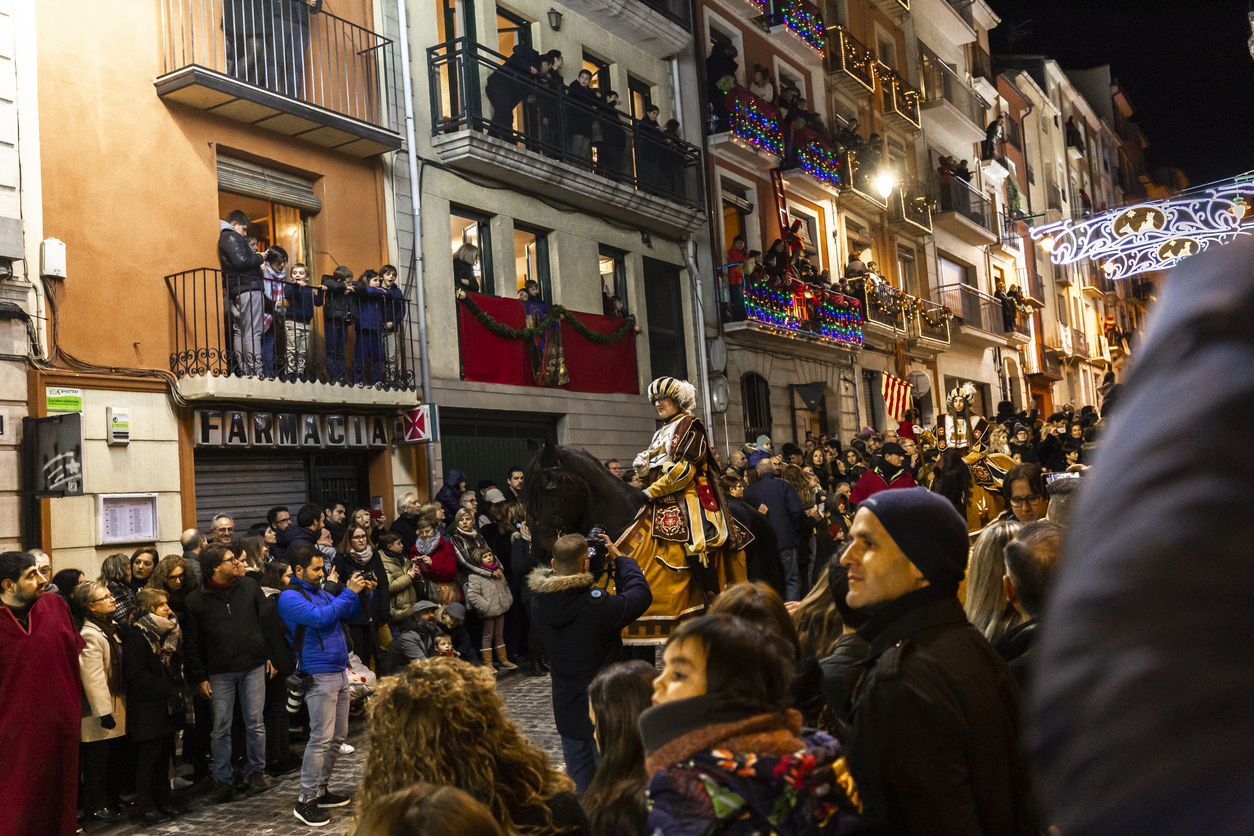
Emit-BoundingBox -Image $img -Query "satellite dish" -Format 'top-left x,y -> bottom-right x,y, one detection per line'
707,337 -> 727,374
709,374 -> 730,414
909,371 -> 931,399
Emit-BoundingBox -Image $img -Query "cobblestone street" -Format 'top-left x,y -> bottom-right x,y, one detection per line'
100,672 -> 561,836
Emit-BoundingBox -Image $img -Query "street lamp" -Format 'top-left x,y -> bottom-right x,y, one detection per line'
1040,233 -> 1056,254
547,8 -> 563,30
874,172 -> 895,200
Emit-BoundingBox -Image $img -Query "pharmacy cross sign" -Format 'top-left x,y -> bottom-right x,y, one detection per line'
403,404 -> 439,444
1030,173 -> 1254,282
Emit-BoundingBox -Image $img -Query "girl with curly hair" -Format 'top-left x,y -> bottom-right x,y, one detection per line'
356,783 -> 503,836
146,555 -> 191,614
356,657 -> 589,836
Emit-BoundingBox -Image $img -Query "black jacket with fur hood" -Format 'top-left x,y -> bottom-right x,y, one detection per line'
528,555 -> 652,740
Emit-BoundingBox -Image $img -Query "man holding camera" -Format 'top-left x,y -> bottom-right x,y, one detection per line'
278,544 -> 369,828
527,532 -> 652,793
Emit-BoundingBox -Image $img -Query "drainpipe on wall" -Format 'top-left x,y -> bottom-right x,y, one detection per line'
685,238 -> 715,444
396,0 -> 436,497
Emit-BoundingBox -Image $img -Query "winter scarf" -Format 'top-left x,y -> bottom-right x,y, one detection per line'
135,612 -> 182,667
415,533 -> 442,556
345,545 -> 374,570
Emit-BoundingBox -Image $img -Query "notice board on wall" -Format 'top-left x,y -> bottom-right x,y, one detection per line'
98,494 -> 158,545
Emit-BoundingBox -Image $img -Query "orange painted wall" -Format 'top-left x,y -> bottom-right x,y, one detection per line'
35,0 -> 389,372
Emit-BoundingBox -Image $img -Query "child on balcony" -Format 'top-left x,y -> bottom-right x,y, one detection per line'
380,264 -> 405,381
353,270 -> 388,387
322,266 -> 354,384
260,246 -> 289,378
283,263 -> 321,382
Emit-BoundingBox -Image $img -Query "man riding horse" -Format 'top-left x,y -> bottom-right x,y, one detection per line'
616,376 -> 749,644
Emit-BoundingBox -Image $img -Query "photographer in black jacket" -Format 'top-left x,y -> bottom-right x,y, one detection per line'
527,532 -> 652,794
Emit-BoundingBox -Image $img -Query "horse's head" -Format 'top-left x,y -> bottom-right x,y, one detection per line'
524,444 -> 590,554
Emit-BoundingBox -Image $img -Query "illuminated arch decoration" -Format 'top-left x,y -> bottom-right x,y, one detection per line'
1030,175 -> 1254,281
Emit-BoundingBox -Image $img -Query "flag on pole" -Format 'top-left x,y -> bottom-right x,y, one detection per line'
881,373 -> 912,423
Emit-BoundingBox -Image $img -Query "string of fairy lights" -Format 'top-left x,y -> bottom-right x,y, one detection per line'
779,0 -> 826,55
743,279 -> 864,346
728,88 -> 784,157
796,134 -> 844,187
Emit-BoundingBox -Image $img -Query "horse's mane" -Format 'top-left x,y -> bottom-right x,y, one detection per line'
521,444 -> 639,523
931,448 -> 972,516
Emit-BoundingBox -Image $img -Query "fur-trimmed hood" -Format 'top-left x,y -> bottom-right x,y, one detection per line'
527,566 -> 596,631
526,565 -> 594,594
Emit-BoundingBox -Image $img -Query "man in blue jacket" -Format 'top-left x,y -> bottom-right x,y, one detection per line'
278,544 -> 366,828
527,532 -> 652,793
743,458 -> 806,601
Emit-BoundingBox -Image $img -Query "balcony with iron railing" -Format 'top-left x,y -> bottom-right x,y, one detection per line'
1005,116 -> 1022,150
840,147 -> 888,215
919,48 -> 988,148
558,0 -> 691,59
1082,263 -> 1113,298
156,0 -> 402,156
783,128 -> 844,200
1072,328 -> 1091,360
709,85 -> 783,171
165,268 -> 420,405
868,0 -> 910,21
720,266 -> 864,356
879,65 -> 922,132
970,43 -> 996,100
1018,265 -> 1045,306
826,25 -> 876,97
428,38 -> 704,234
761,0 -> 827,60
889,178 -> 933,235
933,176 -> 997,246
995,210 -> 1022,255
907,297 -> 952,349
936,282 -> 1026,346
850,279 -> 906,342
980,135 -> 1010,180
1028,342 -> 1063,379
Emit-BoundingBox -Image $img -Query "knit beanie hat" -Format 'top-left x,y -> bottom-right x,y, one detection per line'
859,487 -> 968,591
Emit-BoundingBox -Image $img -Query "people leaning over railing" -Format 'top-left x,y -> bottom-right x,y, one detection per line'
214,211 -> 410,388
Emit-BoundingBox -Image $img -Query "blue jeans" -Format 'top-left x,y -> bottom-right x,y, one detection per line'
208,665 -> 266,782
779,547 -> 802,602
560,735 -> 599,795
325,318 -> 349,384
300,671 -> 350,802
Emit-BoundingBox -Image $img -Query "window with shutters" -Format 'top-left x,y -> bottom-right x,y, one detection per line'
862,369 -> 881,431
217,191 -> 311,270
741,373 -> 772,442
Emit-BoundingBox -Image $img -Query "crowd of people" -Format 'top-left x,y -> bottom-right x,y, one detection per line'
3,371 -> 1115,835
218,210 -> 408,387
482,44 -> 691,197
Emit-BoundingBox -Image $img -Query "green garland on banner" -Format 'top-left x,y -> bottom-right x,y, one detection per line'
457,290 -> 638,344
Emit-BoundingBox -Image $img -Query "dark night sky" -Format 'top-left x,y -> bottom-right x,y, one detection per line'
988,0 -> 1254,185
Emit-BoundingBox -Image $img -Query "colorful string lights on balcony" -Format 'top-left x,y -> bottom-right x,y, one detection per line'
727,87 -> 783,157
795,130 -> 843,188
777,0 -> 826,55
743,278 -> 862,346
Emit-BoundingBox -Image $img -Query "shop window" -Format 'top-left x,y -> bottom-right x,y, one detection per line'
450,208 -> 493,295
514,223 -> 551,302
741,372 -> 772,442
599,246 -> 628,317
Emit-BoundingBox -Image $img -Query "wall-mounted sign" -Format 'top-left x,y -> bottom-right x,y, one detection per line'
402,404 -> 439,444
194,410 -> 391,449
46,386 -> 83,414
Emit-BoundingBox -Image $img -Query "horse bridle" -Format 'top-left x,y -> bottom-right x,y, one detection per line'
535,463 -> 586,538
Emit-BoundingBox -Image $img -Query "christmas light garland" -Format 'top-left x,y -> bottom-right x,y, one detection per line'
727,87 -> 783,158
743,276 -> 862,346
778,0 -> 826,54
794,129 -> 843,188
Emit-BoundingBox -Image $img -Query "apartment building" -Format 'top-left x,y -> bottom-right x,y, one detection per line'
24,0 -> 419,569
392,0 -> 709,481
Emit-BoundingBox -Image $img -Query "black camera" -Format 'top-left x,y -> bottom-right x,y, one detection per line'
587,526 -> 616,584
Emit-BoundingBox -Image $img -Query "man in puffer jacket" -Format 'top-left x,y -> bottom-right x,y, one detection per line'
277,545 -> 365,827
219,210 -> 267,376
434,469 -> 467,522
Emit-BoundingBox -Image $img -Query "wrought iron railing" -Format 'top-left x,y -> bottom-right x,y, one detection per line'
165,268 -> 420,390
937,283 -> 1016,335
723,85 -> 783,157
1019,265 -> 1044,303
935,176 -> 994,232
1005,115 -> 1022,149
827,25 -> 875,92
851,280 -> 906,332
428,38 -> 703,210
731,268 -> 864,347
158,0 -> 399,131
908,298 -> 951,344
971,44 -> 992,83
1072,328 -> 1091,359
766,0 -> 826,54
920,47 -> 986,129
842,147 -> 886,206
792,128 -> 843,188
890,179 -> 932,232
1040,348 -> 1062,377
999,210 -> 1022,249
879,66 -> 922,129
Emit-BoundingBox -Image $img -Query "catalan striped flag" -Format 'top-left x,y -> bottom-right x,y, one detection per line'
881,373 -> 913,423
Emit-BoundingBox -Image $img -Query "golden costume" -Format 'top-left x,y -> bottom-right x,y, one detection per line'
615,378 -> 748,645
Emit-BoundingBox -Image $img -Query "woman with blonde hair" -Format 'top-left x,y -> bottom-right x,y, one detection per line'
356,657 -> 588,836
964,519 -> 1022,644
71,580 -> 128,823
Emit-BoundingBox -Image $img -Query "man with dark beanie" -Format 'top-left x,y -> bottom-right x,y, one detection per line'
840,487 -> 1035,835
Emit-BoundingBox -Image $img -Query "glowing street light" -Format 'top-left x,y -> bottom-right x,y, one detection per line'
875,172 -> 895,200
1040,234 -> 1056,254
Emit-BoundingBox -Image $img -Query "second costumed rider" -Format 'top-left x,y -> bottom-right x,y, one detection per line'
615,376 -> 750,644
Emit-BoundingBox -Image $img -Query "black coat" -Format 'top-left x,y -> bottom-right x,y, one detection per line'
121,628 -> 183,742
181,576 -> 270,685
528,556 -> 652,740
328,552 -> 391,626
321,273 -> 353,321
391,513 -> 421,553
1031,235 -> 1254,836
565,81 -> 597,135
453,259 -> 479,293
218,225 -> 265,296
846,590 -> 1035,836
260,592 -> 296,675
743,473 -> 805,549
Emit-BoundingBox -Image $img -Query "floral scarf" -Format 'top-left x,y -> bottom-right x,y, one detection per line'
135,612 -> 182,667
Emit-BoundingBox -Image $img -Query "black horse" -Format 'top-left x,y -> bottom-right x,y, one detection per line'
522,441 -> 786,597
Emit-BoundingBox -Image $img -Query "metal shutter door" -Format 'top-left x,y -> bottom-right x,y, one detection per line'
194,452 -> 309,532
